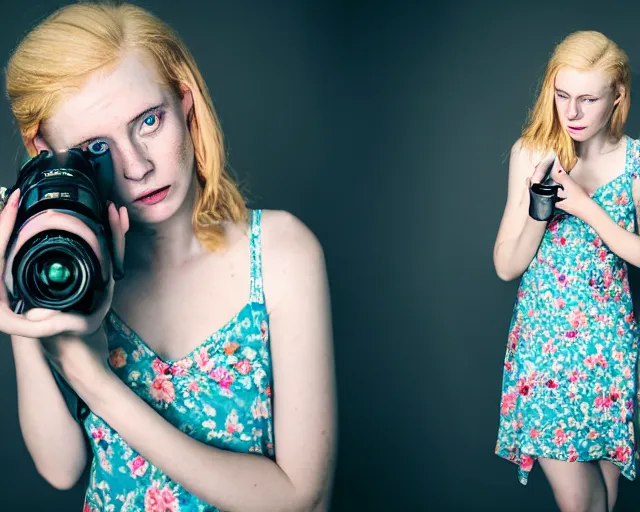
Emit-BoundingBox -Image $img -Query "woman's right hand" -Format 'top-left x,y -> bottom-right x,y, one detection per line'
0,188 -> 129,338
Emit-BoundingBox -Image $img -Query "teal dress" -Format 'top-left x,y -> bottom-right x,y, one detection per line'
495,136 -> 640,485
82,209 -> 274,511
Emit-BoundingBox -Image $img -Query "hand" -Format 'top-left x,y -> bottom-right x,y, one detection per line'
526,150 -> 558,188
0,188 -> 129,338
553,168 -> 592,218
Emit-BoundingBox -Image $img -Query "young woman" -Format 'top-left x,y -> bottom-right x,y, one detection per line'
0,2 -> 337,511
493,30 -> 640,512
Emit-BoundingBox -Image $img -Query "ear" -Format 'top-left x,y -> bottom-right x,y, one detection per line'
614,85 -> 625,106
32,132 -> 53,154
179,82 -> 194,121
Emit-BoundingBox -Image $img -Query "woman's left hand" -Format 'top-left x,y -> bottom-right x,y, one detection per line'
553,167 -> 594,219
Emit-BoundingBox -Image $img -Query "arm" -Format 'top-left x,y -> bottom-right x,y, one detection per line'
573,178 -> 640,268
493,139 -> 554,281
59,212 -> 337,512
11,334 -> 88,490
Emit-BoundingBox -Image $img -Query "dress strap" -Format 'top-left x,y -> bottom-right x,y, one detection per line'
249,209 -> 265,304
626,136 -> 640,179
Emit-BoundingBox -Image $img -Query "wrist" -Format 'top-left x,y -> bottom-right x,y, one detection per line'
578,197 -> 601,224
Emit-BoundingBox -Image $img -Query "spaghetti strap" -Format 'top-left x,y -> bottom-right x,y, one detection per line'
249,209 -> 265,304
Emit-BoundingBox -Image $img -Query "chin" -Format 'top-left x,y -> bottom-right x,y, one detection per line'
129,200 -> 182,225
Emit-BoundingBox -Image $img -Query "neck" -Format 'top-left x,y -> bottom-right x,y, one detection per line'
575,129 -> 623,159
124,177 -> 204,274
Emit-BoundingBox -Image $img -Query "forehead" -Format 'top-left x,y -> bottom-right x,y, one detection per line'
554,67 -> 612,95
43,52 -> 171,147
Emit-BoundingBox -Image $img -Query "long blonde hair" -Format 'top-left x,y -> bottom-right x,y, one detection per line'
4,1 -> 247,251
521,30 -> 631,171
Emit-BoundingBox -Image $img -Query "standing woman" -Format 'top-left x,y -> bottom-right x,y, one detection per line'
0,2 -> 337,511
494,30 -> 640,512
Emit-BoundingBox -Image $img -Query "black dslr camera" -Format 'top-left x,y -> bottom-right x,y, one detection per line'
4,146 -> 121,315
528,159 -> 564,221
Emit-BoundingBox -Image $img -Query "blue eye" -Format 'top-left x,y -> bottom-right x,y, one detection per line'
88,141 -> 109,154
143,114 -> 157,126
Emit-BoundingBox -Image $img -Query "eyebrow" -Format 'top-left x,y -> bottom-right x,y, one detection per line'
554,88 -> 600,97
71,101 -> 167,147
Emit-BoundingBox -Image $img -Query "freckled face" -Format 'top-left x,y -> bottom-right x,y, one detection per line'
554,67 -> 621,142
37,51 -> 196,226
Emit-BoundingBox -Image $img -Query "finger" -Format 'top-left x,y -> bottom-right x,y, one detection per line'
0,189 -> 20,259
108,203 -> 125,279
0,303 -> 88,338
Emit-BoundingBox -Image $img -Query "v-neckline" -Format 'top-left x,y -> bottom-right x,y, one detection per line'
107,302 -> 253,365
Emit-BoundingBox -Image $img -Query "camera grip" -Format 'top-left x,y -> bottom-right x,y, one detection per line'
528,184 -> 557,221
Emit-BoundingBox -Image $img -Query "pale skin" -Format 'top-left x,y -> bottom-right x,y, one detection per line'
1,52 -> 337,511
494,66 -> 640,512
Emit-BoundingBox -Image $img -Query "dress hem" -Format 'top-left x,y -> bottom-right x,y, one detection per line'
495,448 -> 637,486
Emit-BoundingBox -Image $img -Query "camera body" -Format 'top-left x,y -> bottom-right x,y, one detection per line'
528,160 -> 564,221
4,146 -> 119,314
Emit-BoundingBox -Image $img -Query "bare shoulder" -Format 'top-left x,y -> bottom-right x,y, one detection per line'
510,137 -> 543,171
260,209 -> 324,260
259,209 -> 327,310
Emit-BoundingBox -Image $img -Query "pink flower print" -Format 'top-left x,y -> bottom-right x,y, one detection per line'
615,446 -> 630,462
554,297 -> 566,309
594,395 -> 612,409
554,428 -> 568,446
84,503 -> 98,512
624,366 -> 632,379
612,349 -> 624,363
234,359 -> 252,375
568,444 -> 578,462
171,358 -> 193,376
615,192 -> 629,205
543,340 -> 557,355
603,268 -> 613,289
91,426 -> 106,440
152,358 -> 170,375
567,309 -> 587,329
149,376 -> 176,403
586,430 -> 599,440
144,483 -> 178,512
260,320 -> 269,342
128,455 -> 149,478
225,409 -> 244,434
520,455 -> 534,472
529,428 -> 540,439
501,392 -> 517,415
210,366 -> 235,388
188,381 -> 200,394
109,347 -> 127,368
195,347 -> 215,372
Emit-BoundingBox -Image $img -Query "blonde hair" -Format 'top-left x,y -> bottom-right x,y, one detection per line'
4,1 -> 247,251
521,30 -> 631,171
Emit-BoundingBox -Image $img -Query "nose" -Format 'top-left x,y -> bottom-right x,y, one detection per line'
567,99 -> 581,120
118,140 -> 152,181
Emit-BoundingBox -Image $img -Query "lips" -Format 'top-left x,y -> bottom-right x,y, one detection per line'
568,126 -> 586,131
135,186 -> 170,202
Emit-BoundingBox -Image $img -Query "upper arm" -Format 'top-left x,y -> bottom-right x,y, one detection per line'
494,138 -> 539,252
261,210 -> 337,509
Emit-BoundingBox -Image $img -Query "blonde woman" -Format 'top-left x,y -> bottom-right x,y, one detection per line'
494,31 -> 640,512
0,2 -> 336,511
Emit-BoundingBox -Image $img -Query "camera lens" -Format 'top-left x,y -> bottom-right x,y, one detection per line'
12,230 -> 102,312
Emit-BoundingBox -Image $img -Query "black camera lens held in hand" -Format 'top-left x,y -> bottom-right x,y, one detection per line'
528,160 -> 565,221
4,146 -> 123,315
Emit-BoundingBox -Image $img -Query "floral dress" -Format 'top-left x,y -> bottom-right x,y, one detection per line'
82,209 -> 274,511
495,135 -> 640,485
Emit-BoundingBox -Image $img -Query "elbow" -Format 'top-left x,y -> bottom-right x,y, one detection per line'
34,456 -> 86,491
39,470 -> 82,491
495,266 -> 518,282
